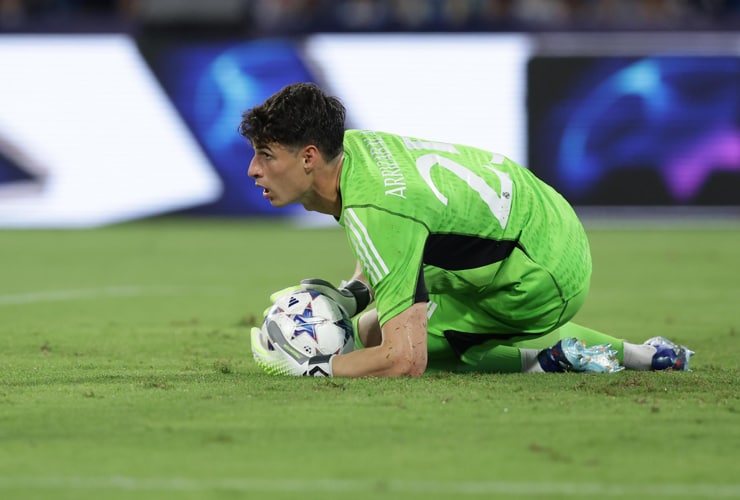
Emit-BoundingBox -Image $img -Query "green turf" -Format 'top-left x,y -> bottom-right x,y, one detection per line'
1,219 -> 739,499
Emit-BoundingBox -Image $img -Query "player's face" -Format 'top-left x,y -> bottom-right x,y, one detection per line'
248,143 -> 309,207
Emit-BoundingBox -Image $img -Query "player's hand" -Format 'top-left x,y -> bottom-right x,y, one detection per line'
267,278 -> 373,317
250,326 -> 334,377
299,278 -> 373,317
265,285 -> 301,317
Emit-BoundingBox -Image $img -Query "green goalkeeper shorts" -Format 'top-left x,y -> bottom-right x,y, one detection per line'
424,246 -> 590,363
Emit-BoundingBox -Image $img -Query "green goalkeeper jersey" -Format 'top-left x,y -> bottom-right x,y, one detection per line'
338,129 -> 591,327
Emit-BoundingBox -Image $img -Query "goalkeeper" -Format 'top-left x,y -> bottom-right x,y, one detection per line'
239,82 -> 693,377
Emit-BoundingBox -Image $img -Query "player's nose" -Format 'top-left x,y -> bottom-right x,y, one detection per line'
247,158 -> 261,178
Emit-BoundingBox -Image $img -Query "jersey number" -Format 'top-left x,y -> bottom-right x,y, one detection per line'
405,138 -> 513,229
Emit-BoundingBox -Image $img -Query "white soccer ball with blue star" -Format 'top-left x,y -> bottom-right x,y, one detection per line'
261,289 -> 354,360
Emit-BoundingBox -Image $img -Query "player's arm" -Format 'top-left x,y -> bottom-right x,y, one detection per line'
330,302 -> 428,377
349,261 -> 368,286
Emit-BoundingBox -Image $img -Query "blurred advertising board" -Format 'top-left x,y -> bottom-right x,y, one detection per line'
0,35 -> 222,228
528,33 -> 740,206
1,32 -> 737,228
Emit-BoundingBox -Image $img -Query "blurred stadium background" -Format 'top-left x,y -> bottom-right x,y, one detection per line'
0,0 -> 739,228
2,6 -> 738,497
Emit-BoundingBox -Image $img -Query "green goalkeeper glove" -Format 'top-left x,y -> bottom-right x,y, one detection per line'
268,278 -> 373,317
251,326 -> 334,377
299,278 -> 373,317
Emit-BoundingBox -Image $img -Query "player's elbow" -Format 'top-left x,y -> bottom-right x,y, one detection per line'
406,351 -> 428,377
379,304 -> 428,377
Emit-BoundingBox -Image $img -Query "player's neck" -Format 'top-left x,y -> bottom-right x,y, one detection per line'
303,155 -> 343,217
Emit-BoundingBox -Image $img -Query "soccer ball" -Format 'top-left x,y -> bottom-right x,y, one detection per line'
262,289 -> 354,361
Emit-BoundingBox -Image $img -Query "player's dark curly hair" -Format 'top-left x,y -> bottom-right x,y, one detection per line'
238,82 -> 346,161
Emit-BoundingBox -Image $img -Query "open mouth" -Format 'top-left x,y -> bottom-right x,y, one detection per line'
256,183 -> 270,198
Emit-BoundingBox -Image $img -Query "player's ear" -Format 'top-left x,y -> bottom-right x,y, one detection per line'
302,145 -> 320,172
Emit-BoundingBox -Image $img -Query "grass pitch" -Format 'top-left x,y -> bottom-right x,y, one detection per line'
1,218 -> 739,499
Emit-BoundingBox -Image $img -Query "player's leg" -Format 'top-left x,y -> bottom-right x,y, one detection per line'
455,321 -> 694,372
422,240 -> 591,374
355,298 -> 691,372
424,292 -> 558,373
557,322 -> 624,363
425,284 -> 623,373
455,327 -> 624,373
451,245 -> 622,372
558,324 -> 694,371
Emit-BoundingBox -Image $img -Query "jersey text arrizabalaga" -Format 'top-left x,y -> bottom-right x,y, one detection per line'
338,130 -> 591,327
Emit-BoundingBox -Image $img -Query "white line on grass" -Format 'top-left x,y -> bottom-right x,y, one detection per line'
0,478 -> 738,497
0,286 -> 229,306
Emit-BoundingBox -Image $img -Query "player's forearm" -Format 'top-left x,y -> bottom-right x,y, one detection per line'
332,303 -> 429,377
331,345 -> 426,377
